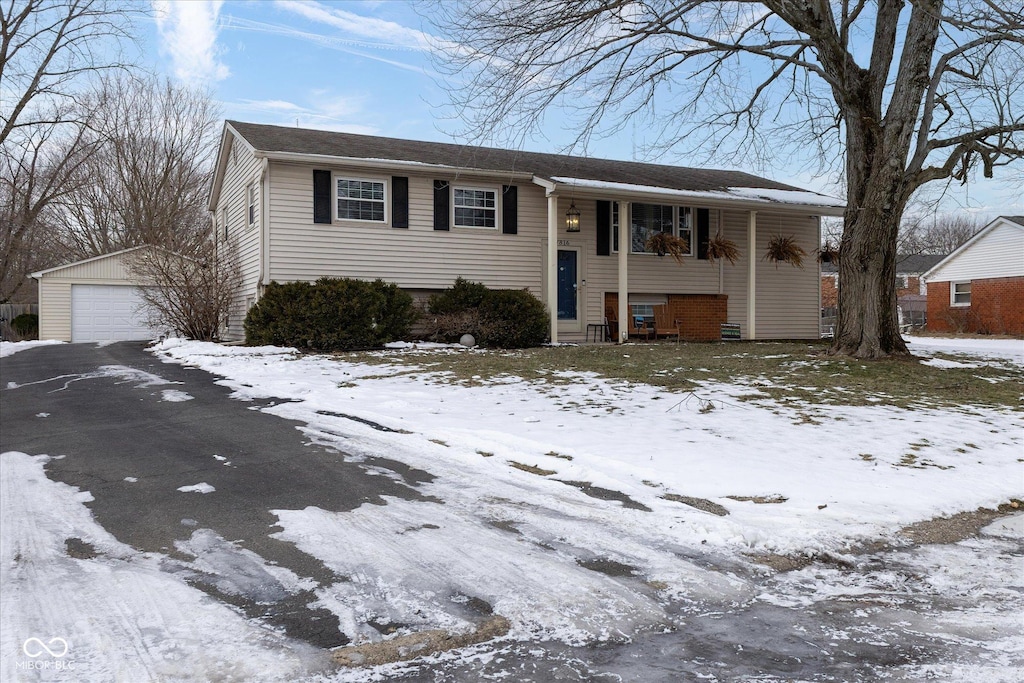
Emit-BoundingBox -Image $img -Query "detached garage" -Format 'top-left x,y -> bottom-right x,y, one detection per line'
32,247 -> 164,342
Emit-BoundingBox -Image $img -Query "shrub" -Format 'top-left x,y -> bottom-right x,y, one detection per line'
427,276 -> 489,315
423,279 -> 549,348
244,278 -> 416,350
11,313 -> 38,338
478,288 -> 549,348
423,309 -> 483,343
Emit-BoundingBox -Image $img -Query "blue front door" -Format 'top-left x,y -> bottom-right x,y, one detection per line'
557,250 -> 577,320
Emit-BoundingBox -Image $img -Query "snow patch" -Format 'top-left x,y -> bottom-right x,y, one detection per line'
160,389 -> 194,402
177,482 -> 215,494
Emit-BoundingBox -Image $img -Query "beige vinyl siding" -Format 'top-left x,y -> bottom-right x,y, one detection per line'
720,209 -> 749,331
216,134 -> 263,340
927,221 -> 1024,282
749,212 -> 820,339
267,162 -> 545,292
37,280 -> 72,341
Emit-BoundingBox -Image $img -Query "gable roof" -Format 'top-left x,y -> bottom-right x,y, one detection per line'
218,120 -> 845,214
922,215 -> 1024,281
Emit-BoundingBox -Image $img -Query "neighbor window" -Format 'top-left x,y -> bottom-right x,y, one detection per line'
453,187 -> 497,228
336,178 -> 385,222
247,184 -> 257,227
221,207 -> 228,240
951,281 -> 971,306
895,275 -> 907,290
630,203 -> 693,255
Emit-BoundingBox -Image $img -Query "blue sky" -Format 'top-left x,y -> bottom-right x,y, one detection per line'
142,1 -> 1020,221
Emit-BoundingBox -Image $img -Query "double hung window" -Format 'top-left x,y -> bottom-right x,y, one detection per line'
453,187 -> 497,228
337,178 -> 385,222
951,281 -> 971,306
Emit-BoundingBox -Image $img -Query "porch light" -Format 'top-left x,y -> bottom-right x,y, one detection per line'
565,201 -> 581,232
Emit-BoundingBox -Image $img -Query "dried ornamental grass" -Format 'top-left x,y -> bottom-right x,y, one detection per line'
818,240 -> 840,264
764,234 -> 807,268
645,232 -> 690,263
706,234 -> 740,265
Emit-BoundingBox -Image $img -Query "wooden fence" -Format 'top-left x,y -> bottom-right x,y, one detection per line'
0,303 -> 39,341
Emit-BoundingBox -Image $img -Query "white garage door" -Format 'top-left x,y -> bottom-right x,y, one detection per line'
71,285 -> 161,342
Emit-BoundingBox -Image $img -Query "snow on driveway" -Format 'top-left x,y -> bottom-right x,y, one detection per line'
0,452 -> 327,681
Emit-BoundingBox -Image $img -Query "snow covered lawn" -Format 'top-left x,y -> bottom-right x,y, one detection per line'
2,335 -> 1021,680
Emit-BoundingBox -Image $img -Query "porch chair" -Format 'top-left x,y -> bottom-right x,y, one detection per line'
604,306 -> 619,342
629,314 -> 655,341
652,305 -> 681,342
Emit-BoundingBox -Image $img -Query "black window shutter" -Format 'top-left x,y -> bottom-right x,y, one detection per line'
502,185 -> 518,234
697,208 -> 710,259
391,176 -> 409,228
596,200 -> 611,256
433,180 -> 450,231
313,170 -> 331,224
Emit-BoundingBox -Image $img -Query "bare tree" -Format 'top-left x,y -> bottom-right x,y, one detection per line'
54,74 -> 220,258
127,240 -> 241,341
0,0 -> 138,301
902,214 -> 983,254
426,1 -> 1024,358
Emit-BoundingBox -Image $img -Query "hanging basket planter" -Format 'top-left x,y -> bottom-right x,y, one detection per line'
645,232 -> 689,263
764,234 -> 807,268
705,234 -> 740,265
818,240 -> 840,264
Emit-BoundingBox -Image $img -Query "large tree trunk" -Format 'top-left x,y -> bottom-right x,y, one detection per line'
833,205 -> 910,359
831,106 -> 913,359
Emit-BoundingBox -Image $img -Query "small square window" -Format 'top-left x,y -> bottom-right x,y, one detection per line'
951,281 -> 971,306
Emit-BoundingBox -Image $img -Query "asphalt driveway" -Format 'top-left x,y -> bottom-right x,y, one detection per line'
0,341 -> 432,648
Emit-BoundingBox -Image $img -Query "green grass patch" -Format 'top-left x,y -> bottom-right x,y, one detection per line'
333,341 -> 1023,411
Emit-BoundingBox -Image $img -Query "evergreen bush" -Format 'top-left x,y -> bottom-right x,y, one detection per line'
244,278 -> 416,350
478,288 -> 549,348
11,313 -> 38,338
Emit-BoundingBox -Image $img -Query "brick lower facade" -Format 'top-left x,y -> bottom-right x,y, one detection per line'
605,292 -> 728,341
927,276 -> 1024,336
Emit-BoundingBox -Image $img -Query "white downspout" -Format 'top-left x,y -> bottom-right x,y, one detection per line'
747,210 -> 757,339
547,193 -> 559,344
617,201 -> 630,343
258,157 -> 270,298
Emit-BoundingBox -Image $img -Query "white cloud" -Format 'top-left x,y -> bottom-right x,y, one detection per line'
152,0 -> 230,83
274,0 -> 432,50
228,96 -> 377,135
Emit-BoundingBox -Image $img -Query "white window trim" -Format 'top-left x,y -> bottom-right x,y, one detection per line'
950,280 -> 971,307
247,183 -> 257,228
452,184 -> 500,230
334,174 -> 388,224
629,203 -> 695,256
221,207 -> 228,241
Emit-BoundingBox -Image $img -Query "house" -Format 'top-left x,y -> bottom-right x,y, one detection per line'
923,216 -> 1024,336
31,247 -> 165,342
209,121 -> 846,344
821,253 -> 947,329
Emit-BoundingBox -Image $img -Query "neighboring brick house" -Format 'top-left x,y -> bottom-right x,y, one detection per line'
924,216 -> 1024,336
821,253 -> 946,327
